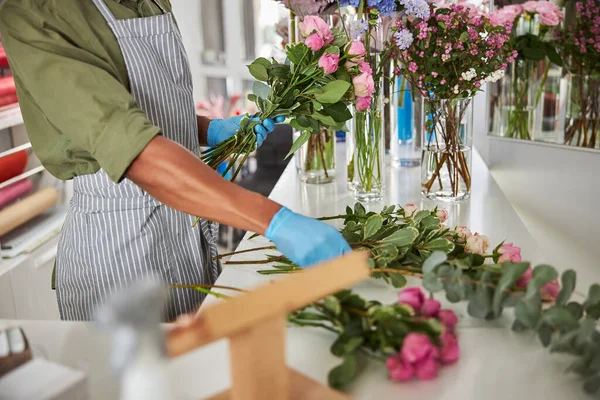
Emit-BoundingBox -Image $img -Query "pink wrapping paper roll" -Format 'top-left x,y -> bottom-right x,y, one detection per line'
0,179 -> 34,209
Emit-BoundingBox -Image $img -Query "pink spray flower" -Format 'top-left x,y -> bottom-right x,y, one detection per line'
403,203 -> 419,217
515,266 -> 533,288
436,209 -> 448,223
358,61 -> 373,75
498,243 -> 522,263
437,309 -> 458,331
355,96 -> 372,111
298,16 -> 333,44
465,233 -> 490,255
541,279 -> 560,300
421,298 -> 441,317
439,331 -> 460,364
305,33 -> 324,51
398,287 -> 425,312
318,53 -> 339,74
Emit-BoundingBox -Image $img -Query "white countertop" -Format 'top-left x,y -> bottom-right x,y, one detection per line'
0,146 -> 592,399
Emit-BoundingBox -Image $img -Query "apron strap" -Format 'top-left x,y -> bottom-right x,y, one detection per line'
91,0 -> 118,24
150,0 -> 168,14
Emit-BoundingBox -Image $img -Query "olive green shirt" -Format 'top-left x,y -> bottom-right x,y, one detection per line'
0,0 -> 174,183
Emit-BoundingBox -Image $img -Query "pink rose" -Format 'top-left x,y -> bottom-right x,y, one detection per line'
398,287 -> 425,312
401,333 -> 435,364
318,53 -> 339,74
522,1 -> 539,13
404,203 -> 419,217
535,1 -> 563,16
465,233 -> 490,255
498,243 -> 522,263
515,266 -> 533,288
414,353 -> 440,380
437,309 -> 458,331
455,225 -> 472,240
421,298 -> 441,317
358,61 -> 372,75
439,331 -> 460,364
346,40 -> 366,58
502,4 -> 525,18
355,96 -> 372,111
298,16 -> 333,44
541,279 -> 560,300
386,355 -> 415,381
539,11 -> 560,26
305,33 -> 324,51
436,209 -> 448,223
352,72 -> 375,97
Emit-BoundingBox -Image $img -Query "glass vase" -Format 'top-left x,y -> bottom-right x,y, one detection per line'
562,74 -> 600,149
421,97 -> 473,202
295,128 -> 336,184
348,95 -> 385,202
391,75 -> 421,168
533,65 -> 562,144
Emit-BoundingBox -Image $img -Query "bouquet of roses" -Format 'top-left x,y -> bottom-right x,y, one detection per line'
203,16 -> 375,179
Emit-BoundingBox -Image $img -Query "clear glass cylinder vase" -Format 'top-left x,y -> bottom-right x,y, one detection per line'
295,128 -> 336,184
562,74 -> 600,149
348,95 -> 385,202
421,97 -> 473,202
391,75 -> 421,168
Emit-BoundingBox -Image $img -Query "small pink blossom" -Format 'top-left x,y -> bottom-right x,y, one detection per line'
437,309 -> 458,331
455,225 -> 472,240
398,287 -> 425,311
318,53 -> 339,74
541,279 -> 560,300
432,72 -> 439,78
408,62 -> 418,73
355,95 -> 372,111
465,233 -> 490,255
439,331 -> 460,364
498,243 -> 522,263
515,266 -> 533,288
440,78 -> 446,84
403,203 -> 419,216
346,40 -> 366,58
352,72 -> 375,97
305,34 -> 324,51
436,209 -> 448,222
421,298 -> 441,317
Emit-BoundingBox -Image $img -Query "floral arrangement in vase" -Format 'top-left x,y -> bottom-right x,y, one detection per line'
489,1 -> 564,141
556,0 -> 600,148
390,3 -> 512,201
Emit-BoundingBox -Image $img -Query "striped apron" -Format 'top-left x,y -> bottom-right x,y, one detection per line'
55,0 -> 220,321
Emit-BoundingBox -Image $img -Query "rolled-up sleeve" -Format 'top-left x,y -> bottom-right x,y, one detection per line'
0,2 -> 161,182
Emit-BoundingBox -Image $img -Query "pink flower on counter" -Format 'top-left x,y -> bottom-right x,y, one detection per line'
401,333 -> 436,364
398,287 -> 425,311
439,331 -> 460,364
437,309 -> 458,331
404,203 -> 419,217
414,353 -> 440,380
386,356 -> 415,381
498,243 -> 522,263
318,53 -> 339,74
436,209 -> 449,223
515,266 -> 533,288
465,233 -> 490,255
346,40 -> 367,58
305,33 -> 324,51
298,16 -> 333,44
421,298 -> 441,317
352,72 -> 375,97
542,279 -> 560,300
355,95 -> 372,111
455,225 -> 472,240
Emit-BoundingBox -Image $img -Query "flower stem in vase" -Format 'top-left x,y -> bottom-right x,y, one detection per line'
296,127 -> 336,184
564,73 -> 600,149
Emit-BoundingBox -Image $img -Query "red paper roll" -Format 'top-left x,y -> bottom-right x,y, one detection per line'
0,178 -> 33,209
0,150 -> 28,184
0,46 -> 8,68
0,76 -> 15,97
0,93 -> 17,108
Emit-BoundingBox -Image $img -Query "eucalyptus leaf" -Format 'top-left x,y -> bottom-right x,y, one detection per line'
492,262 -> 530,316
422,251 -> 448,275
556,270 -> 577,306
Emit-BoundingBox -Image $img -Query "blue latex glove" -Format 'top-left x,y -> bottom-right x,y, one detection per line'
207,115 -> 285,147
265,207 -> 351,268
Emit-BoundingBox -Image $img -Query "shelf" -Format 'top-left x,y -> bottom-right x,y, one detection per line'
0,143 -> 31,159
0,166 -> 45,191
0,105 -> 23,131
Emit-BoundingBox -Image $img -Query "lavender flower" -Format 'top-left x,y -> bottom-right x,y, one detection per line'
340,0 -> 361,6
399,0 -> 431,20
367,0 -> 398,16
348,18 -> 369,39
394,29 -> 414,50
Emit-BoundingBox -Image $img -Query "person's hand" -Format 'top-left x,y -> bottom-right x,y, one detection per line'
207,115 -> 285,147
265,207 -> 351,268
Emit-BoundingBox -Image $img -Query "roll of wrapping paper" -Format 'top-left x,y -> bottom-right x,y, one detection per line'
0,179 -> 33,209
0,187 -> 58,237
0,93 -> 18,108
0,76 -> 15,97
0,46 -> 8,68
0,150 -> 28,184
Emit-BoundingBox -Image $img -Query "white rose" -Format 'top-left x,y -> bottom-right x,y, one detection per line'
403,203 -> 419,217
465,233 -> 490,255
455,225 -> 472,240
436,209 -> 449,223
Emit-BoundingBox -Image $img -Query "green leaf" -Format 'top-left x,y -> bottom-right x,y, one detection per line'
364,215 -> 383,240
354,203 -> 366,216
422,251 -> 447,275
556,270 -> 577,306
254,57 -> 271,67
515,292 -> 542,329
566,302 -> 584,320
380,227 -> 419,247
413,210 -> 431,223
389,273 -> 408,288
267,63 -> 291,79
541,307 -> 579,331
537,323 -> 553,347
492,262 -> 530,316
252,81 -> 270,100
323,295 -> 342,316
531,265 -> 558,289
423,238 -> 455,253
305,87 -> 324,96
324,45 -> 340,55
247,61 -> 269,81
467,271 -> 495,320
420,216 -> 441,228
459,31 -> 469,42
328,355 -> 357,389
522,47 -> 546,61
437,21 -> 447,30
315,80 -> 351,104
313,101 -> 323,111
285,131 -> 311,159
584,284 -> 600,319
422,273 -> 444,293
321,102 -> 352,123
286,43 -> 309,65
583,375 -> 600,395
331,336 -> 364,357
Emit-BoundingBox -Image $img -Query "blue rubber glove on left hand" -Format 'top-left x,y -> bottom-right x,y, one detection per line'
265,207 -> 351,268
207,115 -> 285,147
